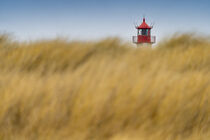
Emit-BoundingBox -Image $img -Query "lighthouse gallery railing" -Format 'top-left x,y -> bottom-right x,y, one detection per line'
132,36 -> 156,44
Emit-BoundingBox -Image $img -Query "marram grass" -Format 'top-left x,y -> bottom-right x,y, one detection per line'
0,34 -> 209,140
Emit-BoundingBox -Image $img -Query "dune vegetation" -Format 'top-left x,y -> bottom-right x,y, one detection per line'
0,33 -> 209,140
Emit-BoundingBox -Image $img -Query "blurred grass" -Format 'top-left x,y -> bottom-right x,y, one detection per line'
0,34 -> 209,140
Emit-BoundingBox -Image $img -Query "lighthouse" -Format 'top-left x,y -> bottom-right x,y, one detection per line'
133,17 -> 156,47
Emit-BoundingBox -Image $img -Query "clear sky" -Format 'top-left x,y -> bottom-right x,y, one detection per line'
0,0 -> 210,42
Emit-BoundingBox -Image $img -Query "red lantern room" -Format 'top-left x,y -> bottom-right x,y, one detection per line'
133,18 -> 156,45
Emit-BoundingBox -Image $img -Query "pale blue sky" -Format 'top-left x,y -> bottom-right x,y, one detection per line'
0,0 -> 210,42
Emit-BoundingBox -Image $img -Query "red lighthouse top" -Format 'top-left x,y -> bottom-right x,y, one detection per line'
136,18 -> 152,29
132,17 -> 156,45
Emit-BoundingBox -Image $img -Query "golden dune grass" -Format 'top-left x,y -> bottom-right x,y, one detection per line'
0,34 -> 209,140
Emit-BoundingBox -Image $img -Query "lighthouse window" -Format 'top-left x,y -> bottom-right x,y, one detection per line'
141,29 -> 148,36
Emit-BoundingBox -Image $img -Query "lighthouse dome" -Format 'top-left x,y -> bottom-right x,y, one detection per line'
137,18 -> 152,29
